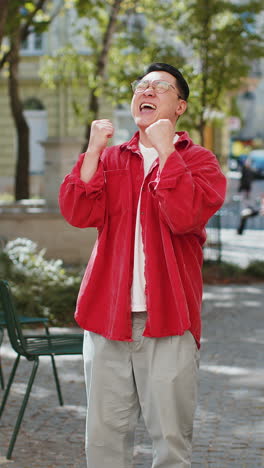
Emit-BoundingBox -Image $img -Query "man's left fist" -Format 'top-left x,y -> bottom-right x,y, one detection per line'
145,119 -> 175,161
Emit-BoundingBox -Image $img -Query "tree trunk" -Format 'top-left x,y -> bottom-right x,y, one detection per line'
82,90 -> 100,152
0,0 -> 9,48
8,33 -> 30,200
83,0 -> 123,151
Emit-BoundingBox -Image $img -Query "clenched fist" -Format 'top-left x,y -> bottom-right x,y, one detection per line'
81,120 -> 114,183
145,119 -> 175,155
87,119 -> 115,155
145,119 -> 176,170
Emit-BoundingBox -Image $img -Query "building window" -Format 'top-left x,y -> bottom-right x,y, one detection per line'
21,32 -> 43,54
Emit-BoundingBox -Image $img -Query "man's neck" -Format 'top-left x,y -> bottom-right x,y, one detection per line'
138,128 -> 178,148
138,129 -> 153,148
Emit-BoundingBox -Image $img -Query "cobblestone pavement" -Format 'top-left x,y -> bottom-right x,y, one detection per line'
0,284 -> 264,467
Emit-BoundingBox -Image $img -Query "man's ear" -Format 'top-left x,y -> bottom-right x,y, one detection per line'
176,100 -> 187,117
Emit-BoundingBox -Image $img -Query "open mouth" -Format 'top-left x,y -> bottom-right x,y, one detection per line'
140,103 -> 157,112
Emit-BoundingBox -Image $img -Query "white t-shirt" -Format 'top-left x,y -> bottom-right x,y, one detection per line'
131,135 -> 179,312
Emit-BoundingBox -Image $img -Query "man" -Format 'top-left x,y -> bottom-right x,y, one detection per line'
59,62 -> 226,467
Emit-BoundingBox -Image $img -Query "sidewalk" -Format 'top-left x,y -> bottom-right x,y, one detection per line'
205,228 -> 264,267
220,228 -> 264,267
0,284 -> 264,467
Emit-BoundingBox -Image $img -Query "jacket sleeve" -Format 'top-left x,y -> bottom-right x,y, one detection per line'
149,146 -> 226,234
59,153 -> 106,228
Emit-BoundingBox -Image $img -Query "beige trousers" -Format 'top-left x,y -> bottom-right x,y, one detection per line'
83,312 -> 199,468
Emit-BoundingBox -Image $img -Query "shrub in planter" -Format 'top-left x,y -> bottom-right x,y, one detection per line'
0,238 -> 82,326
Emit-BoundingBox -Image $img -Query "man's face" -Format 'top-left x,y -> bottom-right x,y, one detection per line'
131,70 -> 187,130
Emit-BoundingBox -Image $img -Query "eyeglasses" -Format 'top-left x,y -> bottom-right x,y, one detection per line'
131,79 -> 183,99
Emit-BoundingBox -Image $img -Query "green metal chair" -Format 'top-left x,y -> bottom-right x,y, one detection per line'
0,280 -> 84,459
0,310 -> 50,390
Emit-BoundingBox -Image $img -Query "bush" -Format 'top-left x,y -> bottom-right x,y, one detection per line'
203,259 -> 264,283
1,238 -> 263,325
0,238 -> 82,326
244,260 -> 264,279
203,260 -> 243,282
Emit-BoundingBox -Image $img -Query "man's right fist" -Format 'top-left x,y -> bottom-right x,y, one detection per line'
87,119 -> 115,155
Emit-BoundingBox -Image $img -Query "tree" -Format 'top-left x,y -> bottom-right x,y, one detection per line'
41,0 -> 264,152
81,0 -> 123,148
167,0 -> 264,145
0,0 -> 63,200
40,0 -> 185,150
0,0 -> 9,48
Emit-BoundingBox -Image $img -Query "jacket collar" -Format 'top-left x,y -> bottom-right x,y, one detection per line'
120,130 -> 191,153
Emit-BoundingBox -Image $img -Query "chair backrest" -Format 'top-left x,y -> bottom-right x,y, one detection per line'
0,280 -> 27,355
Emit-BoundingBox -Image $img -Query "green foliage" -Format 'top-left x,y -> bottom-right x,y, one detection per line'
39,0 -> 264,142
245,261 -> 264,279
23,97 -> 45,110
170,0 -> 264,137
3,1 -> 50,40
0,238 -> 82,326
203,259 -> 243,279
39,0 -> 186,125
0,1 -> 68,70
203,259 -> 264,283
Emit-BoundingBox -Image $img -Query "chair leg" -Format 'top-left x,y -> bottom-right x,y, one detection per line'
50,354 -> 64,406
0,355 -> 20,418
45,326 -> 64,405
6,357 -> 39,460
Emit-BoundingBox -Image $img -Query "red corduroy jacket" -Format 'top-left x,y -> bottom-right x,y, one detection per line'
59,131 -> 226,347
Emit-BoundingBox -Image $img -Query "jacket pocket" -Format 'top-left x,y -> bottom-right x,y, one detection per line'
104,169 -> 130,216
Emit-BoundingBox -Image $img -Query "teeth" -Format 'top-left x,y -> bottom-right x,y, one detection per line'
140,103 -> 156,110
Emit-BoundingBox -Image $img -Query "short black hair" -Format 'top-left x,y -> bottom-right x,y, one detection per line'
142,62 -> 189,101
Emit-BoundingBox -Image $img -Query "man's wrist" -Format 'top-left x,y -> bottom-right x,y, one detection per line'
159,146 -> 175,160
85,148 -> 101,160
158,146 -> 175,171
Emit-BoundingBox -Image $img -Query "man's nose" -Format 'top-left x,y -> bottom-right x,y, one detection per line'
143,85 -> 155,95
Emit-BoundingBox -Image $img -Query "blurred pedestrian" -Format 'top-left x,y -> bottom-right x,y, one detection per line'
59,62 -> 226,468
237,194 -> 264,235
238,156 -> 254,200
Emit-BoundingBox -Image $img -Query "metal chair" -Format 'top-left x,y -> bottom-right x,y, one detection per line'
0,280 -> 83,459
0,310 -> 50,390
